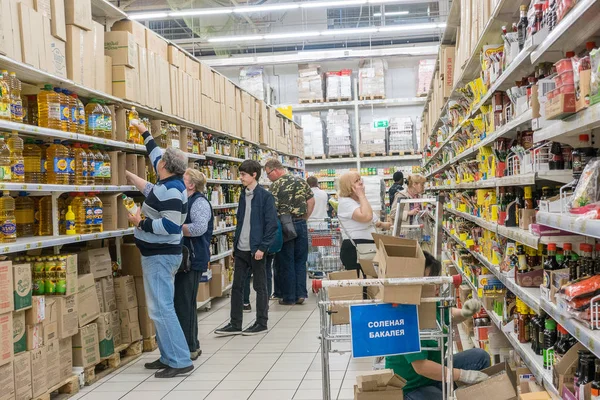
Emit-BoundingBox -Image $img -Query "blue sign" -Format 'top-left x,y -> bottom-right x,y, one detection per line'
350,303 -> 421,358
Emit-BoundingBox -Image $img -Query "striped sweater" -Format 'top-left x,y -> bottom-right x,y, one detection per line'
134,131 -> 188,256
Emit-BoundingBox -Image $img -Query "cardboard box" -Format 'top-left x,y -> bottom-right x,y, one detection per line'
64,253 -> 78,296
196,282 -> 210,302
0,361 -> 14,400
121,244 -> 143,277
168,45 -> 182,67
376,238 -> 425,304
43,303 -> 58,342
138,306 -> 155,338
137,46 -> 148,106
0,0 -> 14,58
112,65 -> 137,102
64,0 -> 91,30
98,194 -> 127,232
12,264 -> 31,312
104,31 -> 137,69
0,262 -> 13,315
101,276 -> 117,312
553,341 -> 584,395
78,247 -> 112,279
144,27 -> 167,60
328,270 -> 362,325
76,273 -> 101,327
50,0 -> 66,41
95,313 -> 114,358
110,310 -> 121,347
114,276 -> 138,311
65,25 -> 93,86
45,19 -> 67,78
111,19 -> 145,46
104,55 -> 113,95
25,296 -> 43,326
45,338 -> 60,387
58,337 -> 72,381
455,361 -> 517,400
12,311 -> 25,354
92,21 -> 105,92
18,3 -> 38,68
209,262 -> 227,298
72,323 -> 99,367
134,277 -> 146,307
95,281 -> 105,313
26,323 -> 43,350
545,93 -> 576,120
6,0 -> 22,62
13,351 -> 32,400
354,369 -> 406,399
55,295 -> 78,339
30,346 -> 46,397
120,308 -> 141,344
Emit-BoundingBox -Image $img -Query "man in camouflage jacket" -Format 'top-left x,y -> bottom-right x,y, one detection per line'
264,159 -> 315,305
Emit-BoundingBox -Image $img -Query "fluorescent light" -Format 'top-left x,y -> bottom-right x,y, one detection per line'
300,0 -> 366,8
129,12 -> 168,20
321,27 -> 378,36
170,9 -> 233,17
264,32 -> 321,40
234,4 -> 299,13
373,11 -> 409,17
379,22 -> 445,32
208,35 -> 264,43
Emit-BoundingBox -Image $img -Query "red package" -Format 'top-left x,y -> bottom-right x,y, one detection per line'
563,275 -> 600,299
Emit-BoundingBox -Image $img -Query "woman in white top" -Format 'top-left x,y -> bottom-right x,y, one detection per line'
337,172 -> 391,274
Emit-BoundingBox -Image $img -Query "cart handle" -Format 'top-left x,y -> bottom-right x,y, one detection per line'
312,275 -> 462,292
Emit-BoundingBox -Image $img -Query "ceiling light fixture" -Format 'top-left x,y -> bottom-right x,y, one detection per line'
170,9 -> 233,17
320,27 -> 378,36
263,31 -> 322,40
234,4 -> 300,13
129,12 -> 168,20
378,22 -> 445,32
299,0 -> 366,8
373,11 -> 409,17
207,35 -> 264,43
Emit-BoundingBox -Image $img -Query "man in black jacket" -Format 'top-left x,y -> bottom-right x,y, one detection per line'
215,160 -> 278,336
388,171 -> 404,207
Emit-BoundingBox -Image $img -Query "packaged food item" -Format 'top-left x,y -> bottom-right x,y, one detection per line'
570,158 -> 600,210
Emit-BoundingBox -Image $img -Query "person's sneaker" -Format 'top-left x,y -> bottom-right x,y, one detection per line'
154,365 -> 194,378
214,323 -> 242,336
243,304 -> 252,313
278,299 -> 295,306
242,323 -> 268,336
296,298 -> 305,305
190,349 -> 202,361
270,295 -> 280,300
145,359 -> 168,370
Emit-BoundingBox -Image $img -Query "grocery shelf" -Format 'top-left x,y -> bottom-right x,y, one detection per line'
305,157 -> 358,165
536,211 -> 600,239
0,183 -> 137,193
540,297 -> 600,359
210,249 -> 233,263
206,179 -> 242,185
305,154 -> 420,166
91,0 -> 127,19
204,153 -> 244,163
284,97 -> 426,112
530,0 -> 600,64
533,101 -> 600,145
427,169 -> 573,190
213,226 -> 236,235
441,0 -> 460,44
211,203 -> 239,210
283,164 -> 305,171
0,228 -> 135,255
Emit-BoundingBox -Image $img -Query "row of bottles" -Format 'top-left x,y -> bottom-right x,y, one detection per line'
0,71 -> 22,123
542,241 -> 600,281
206,184 -> 241,205
214,209 -> 237,228
15,255 -> 70,296
197,160 -> 240,181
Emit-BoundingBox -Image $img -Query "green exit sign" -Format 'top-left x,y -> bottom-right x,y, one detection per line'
373,119 -> 389,128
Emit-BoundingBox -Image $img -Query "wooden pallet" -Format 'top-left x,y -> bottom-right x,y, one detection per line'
326,97 -> 351,102
307,155 -> 327,160
359,95 -> 385,101
299,98 -> 324,104
329,154 -> 354,159
360,152 -> 387,158
143,336 -> 158,353
34,375 -> 80,400
84,340 -> 143,386
388,150 -> 419,156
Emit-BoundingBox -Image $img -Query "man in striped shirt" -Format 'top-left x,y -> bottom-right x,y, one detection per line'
126,122 -> 193,378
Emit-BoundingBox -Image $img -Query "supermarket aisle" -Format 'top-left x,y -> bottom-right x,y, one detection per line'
71,293 -> 370,400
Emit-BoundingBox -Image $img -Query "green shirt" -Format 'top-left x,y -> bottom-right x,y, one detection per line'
270,174 -> 314,217
385,303 -> 449,393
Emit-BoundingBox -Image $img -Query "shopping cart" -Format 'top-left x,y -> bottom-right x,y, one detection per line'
392,196 -> 443,258
307,218 -> 343,278
312,274 -> 462,400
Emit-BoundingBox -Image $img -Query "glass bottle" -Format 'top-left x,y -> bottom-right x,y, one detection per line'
517,5 -> 528,50
572,134 -> 597,181
543,318 -> 557,370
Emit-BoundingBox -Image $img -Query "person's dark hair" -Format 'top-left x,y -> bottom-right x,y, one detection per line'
393,171 -> 404,183
239,160 -> 262,181
307,176 -> 319,188
424,251 -> 441,277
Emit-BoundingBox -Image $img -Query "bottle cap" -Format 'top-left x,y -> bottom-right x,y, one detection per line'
566,51 -> 575,58
44,84 -> 53,90
563,243 -> 572,250
547,243 -> 557,251
545,318 -> 556,330
557,324 -> 568,335
586,42 -> 596,51
524,186 -> 533,198
579,134 -> 590,142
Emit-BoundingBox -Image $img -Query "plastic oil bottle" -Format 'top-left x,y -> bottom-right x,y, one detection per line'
44,256 -> 56,295
73,143 -> 88,185
37,196 -> 52,236
70,193 -> 87,234
89,147 -> 103,184
65,205 -> 76,235
63,89 -> 77,133
101,100 -> 112,139
0,72 -> 11,121
23,139 -> 42,183
85,98 -> 103,137
0,191 -> 16,243
15,192 -> 34,237
25,95 -> 38,126
0,136 -> 11,182
64,141 -> 74,185
71,93 -> 85,134
9,72 -> 23,123
36,140 -> 47,184
46,139 -> 69,184
82,144 -> 96,185
122,194 -> 139,215
53,87 -> 68,132
128,107 -> 140,143
55,256 -> 67,295
38,84 -> 61,130
7,131 -> 24,182
33,257 -> 45,295
90,193 -> 102,233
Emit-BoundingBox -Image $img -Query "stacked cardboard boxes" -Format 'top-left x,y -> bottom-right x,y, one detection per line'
359,121 -> 386,154
325,110 -> 353,156
120,244 -> 152,342
358,59 -> 386,99
301,114 -> 325,158
239,66 -> 267,101
297,64 -> 324,102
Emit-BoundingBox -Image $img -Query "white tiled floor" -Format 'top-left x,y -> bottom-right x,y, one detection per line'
72,290 -> 375,400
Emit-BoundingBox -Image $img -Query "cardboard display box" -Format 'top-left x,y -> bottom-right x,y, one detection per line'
138,306 -> 155,339
0,361 -> 15,400
121,243 -> 143,277
72,323 -> 99,368
120,307 -> 141,344
12,311 -> 25,354
43,296 -> 57,343
77,273 -> 100,327
25,295 -> 44,325
26,323 -> 43,350
328,270 -> 362,325
0,261 -> 14,314
95,312 -> 114,358
455,361 -> 517,400
101,275 -> 117,312
354,369 -> 407,399
110,310 -> 121,347
12,264 -> 32,311
78,247 -> 112,279
30,345 -> 46,398
13,351 -> 32,400
55,294 -> 78,339
58,336 -> 72,381
45,338 -> 60,388
0,313 -> 13,367
114,276 -> 138,311
197,282 -> 210,302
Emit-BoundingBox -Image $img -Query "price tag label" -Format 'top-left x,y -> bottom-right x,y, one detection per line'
25,244 -> 31,250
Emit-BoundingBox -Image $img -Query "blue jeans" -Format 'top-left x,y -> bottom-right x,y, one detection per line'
404,349 -> 490,400
277,219 -> 308,303
141,254 -> 193,369
244,254 -> 274,304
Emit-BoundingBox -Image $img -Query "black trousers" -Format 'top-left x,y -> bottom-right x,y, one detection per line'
340,239 -> 374,277
231,250 -> 269,329
174,269 -> 201,353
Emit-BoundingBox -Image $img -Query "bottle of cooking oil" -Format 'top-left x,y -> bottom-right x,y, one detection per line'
70,193 -> 87,234
89,147 -> 103,185
15,192 -> 34,237
32,257 -> 45,295
100,147 -> 111,185
169,124 -> 180,149
90,193 -> 102,233
23,139 -> 42,183
7,131 -> 23,182
63,89 -> 77,133
36,140 -> 47,184
37,196 -> 52,236
101,100 -> 112,139
0,72 -> 11,121
73,143 -> 88,185
65,205 -> 75,235
82,144 -> 96,185
25,95 -> 38,126
71,93 -> 85,134
54,87 -> 68,132
38,84 -> 61,130
122,194 -> 139,215
127,107 -> 140,143
84,193 -> 94,232
64,141 -> 74,185
9,73 -> 23,123
0,191 -> 16,243
55,256 -> 67,295
0,136 -> 11,182
44,256 -> 56,295
46,139 -> 69,184
85,98 -> 103,137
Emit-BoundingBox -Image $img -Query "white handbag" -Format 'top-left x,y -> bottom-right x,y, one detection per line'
338,219 -> 377,262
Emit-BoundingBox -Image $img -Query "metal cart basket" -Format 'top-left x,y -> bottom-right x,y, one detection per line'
307,218 -> 343,278
313,274 -> 462,400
